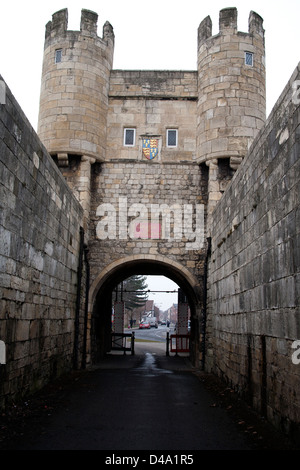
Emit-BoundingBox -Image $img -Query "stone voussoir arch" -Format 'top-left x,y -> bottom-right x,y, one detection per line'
88,254 -> 201,311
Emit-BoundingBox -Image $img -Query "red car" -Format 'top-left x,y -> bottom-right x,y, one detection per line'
139,321 -> 151,329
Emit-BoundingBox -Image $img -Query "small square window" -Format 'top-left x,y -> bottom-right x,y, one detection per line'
55,49 -> 62,64
167,129 -> 178,147
124,128 -> 136,146
245,52 -> 253,67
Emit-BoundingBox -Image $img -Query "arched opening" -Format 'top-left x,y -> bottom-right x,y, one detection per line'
114,275 -> 185,357
88,255 -> 203,366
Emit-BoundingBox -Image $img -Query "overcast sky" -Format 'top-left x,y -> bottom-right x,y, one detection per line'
1,0 -> 299,311
143,276 -> 178,312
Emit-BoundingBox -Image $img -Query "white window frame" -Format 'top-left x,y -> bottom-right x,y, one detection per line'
166,129 -> 178,148
245,51 -> 253,67
55,49 -> 62,64
124,128 -> 136,147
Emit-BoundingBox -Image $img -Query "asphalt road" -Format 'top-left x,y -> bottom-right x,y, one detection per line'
133,324 -> 170,343
1,340 -> 295,452
0,347 -> 252,451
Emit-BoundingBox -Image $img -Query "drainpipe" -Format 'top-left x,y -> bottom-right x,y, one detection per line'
201,236 -> 211,370
74,226 -> 84,370
81,243 -> 90,369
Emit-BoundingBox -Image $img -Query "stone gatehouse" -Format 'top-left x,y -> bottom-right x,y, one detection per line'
36,6 -> 266,365
0,6 -> 299,440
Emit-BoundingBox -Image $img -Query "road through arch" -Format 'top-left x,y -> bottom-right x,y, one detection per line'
87,255 -> 203,366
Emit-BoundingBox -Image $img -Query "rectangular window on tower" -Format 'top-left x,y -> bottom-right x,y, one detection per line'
124,128 -> 136,146
55,49 -> 62,64
167,129 -> 178,147
245,52 -> 253,66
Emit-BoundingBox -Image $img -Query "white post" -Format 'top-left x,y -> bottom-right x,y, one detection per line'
0,341 -> 6,364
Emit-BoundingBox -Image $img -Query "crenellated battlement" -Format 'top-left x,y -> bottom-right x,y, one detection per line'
198,7 -> 264,48
45,8 -> 114,44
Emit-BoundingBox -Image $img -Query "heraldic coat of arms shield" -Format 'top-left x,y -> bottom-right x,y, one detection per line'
142,138 -> 158,160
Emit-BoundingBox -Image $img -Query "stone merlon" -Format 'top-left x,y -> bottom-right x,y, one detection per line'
198,7 -> 264,49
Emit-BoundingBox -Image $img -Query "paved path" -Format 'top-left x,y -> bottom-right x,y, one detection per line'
2,343 -> 254,451
2,342 -> 294,452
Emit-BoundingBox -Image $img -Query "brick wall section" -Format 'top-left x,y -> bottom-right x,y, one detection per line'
0,77 -> 84,408
206,64 -> 300,435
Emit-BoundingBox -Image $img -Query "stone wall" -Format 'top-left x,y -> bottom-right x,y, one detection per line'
0,77 -> 84,408
107,70 -> 198,163
206,64 -> 300,437
89,160 -> 206,277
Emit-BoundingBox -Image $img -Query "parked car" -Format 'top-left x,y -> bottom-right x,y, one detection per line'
139,321 -> 151,329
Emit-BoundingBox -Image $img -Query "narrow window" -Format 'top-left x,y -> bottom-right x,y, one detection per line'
124,128 -> 135,146
245,52 -> 253,67
167,129 -> 178,147
55,49 -> 62,64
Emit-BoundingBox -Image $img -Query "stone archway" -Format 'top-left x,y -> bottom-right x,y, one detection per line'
86,255 -> 203,366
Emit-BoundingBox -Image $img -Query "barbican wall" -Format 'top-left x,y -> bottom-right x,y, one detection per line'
0,77 -> 85,408
206,64 -> 300,437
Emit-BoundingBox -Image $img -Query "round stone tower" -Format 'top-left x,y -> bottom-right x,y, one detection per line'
38,8 -> 114,163
197,7 -> 266,223
37,9 -> 114,230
